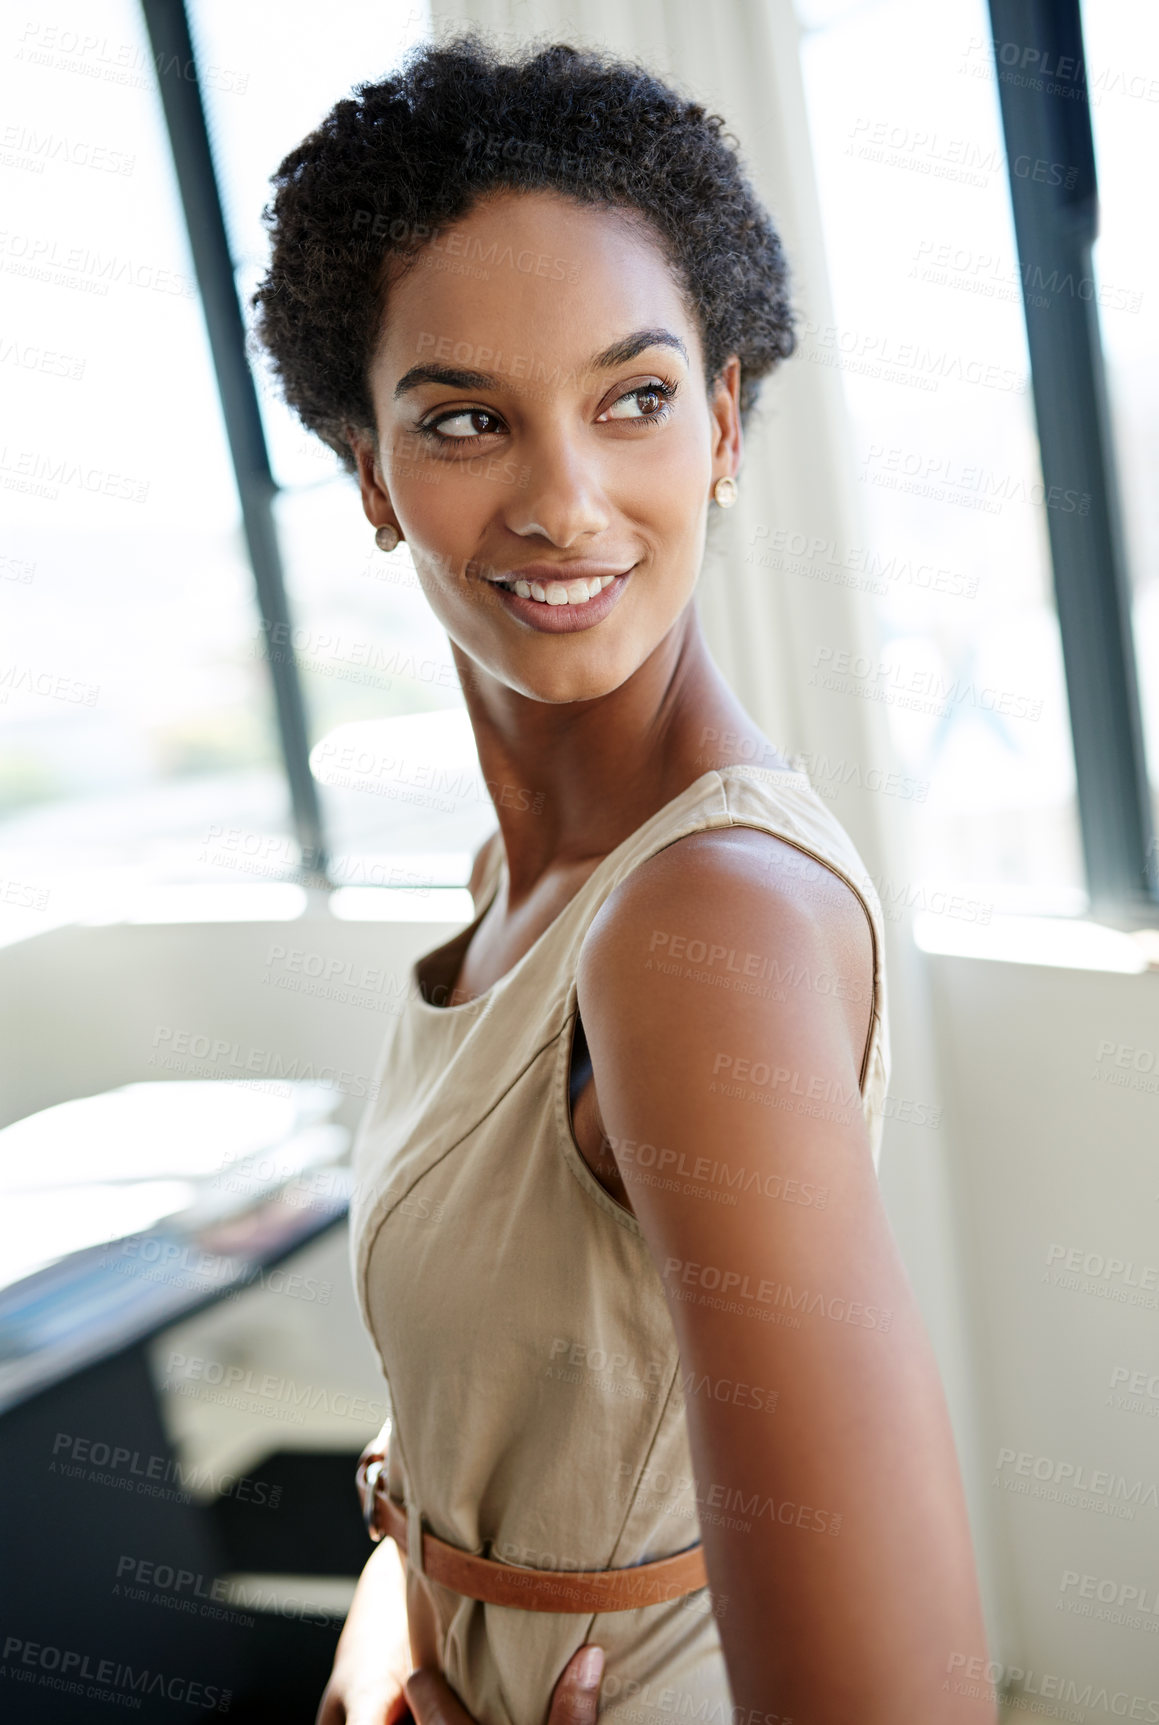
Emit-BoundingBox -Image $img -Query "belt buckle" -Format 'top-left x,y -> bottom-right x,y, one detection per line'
355,1452 -> 387,1543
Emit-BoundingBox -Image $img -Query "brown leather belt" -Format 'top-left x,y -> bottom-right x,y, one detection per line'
355,1449 -> 708,1612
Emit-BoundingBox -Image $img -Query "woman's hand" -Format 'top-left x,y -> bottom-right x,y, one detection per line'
405,1645 -> 606,1725
316,1537 -> 414,1725
316,1529 -> 605,1725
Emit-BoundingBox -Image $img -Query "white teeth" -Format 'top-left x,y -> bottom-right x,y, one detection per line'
500,573 -> 619,606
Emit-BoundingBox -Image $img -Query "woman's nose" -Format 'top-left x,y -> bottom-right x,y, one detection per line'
504,438 -> 611,547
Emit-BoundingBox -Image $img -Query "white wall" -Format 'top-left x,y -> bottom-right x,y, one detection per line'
0,904 -> 456,1135
924,950 -> 1159,1699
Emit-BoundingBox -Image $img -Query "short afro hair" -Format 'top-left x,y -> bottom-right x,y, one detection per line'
251,31 -> 796,476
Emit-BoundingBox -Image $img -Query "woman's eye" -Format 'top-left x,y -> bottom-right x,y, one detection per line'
601,384 -> 674,422
429,409 -> 502,440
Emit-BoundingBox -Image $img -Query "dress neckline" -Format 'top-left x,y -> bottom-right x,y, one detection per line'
409,763 -> 811,1016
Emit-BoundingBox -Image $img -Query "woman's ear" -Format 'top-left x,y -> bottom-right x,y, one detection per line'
709,355 -> 743,487
347,425 -> 396,534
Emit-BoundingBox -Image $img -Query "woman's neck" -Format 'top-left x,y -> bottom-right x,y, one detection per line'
452,605 -> 779,903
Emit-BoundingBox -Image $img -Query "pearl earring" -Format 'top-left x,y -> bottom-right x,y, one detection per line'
713,477 -> 738,508
375,523 -> 400,553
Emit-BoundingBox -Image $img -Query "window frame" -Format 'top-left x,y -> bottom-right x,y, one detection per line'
987,0 -> 1157,925
140,0 -> 328,883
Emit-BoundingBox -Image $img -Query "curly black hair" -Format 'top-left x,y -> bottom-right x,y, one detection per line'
251,31 -> 796,476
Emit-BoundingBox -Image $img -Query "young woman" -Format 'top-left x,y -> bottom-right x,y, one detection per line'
253,34 -> 996,1725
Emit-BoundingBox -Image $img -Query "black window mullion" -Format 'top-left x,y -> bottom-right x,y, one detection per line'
140,0 -> 328,882
988,0 -> 1155,922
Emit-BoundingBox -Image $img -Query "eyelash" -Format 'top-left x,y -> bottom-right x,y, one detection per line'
416,378 -> 680,446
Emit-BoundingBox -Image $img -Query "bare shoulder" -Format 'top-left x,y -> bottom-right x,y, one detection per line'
584,822 -> 873,945
578,825 -> 876,1084
575,824 -> 881,1235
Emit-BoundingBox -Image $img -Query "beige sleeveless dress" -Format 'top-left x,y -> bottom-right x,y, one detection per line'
348,764 -> 890,1724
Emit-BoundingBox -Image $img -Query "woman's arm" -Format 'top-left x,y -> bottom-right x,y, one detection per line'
316,1535 -> 414,1725
576,827 -> 998,1724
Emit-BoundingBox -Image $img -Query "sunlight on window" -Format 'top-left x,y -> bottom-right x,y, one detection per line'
0,0 -> 290,935
0,0 -> 439,943
798,0 -> 1088,914
1079,0 -> 1159,895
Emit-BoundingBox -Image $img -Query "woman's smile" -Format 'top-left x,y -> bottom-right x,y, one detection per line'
482,564 -> 635,632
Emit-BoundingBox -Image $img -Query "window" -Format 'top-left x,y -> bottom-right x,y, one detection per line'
0,0 -> 291,938
0,0 -> 481,947
798,0 -> 1087,916
1079,0 -> 1159,892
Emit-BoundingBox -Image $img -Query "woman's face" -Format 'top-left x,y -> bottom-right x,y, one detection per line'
353,189 -> 740,705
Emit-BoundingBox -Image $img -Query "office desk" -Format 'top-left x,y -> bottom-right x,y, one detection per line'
0,1082 -> 364,1725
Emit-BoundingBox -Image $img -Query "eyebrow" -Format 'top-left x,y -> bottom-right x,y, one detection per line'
392,327 -> 689,400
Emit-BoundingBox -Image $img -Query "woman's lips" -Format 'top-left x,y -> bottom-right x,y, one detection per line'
484,566 -> 634,633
